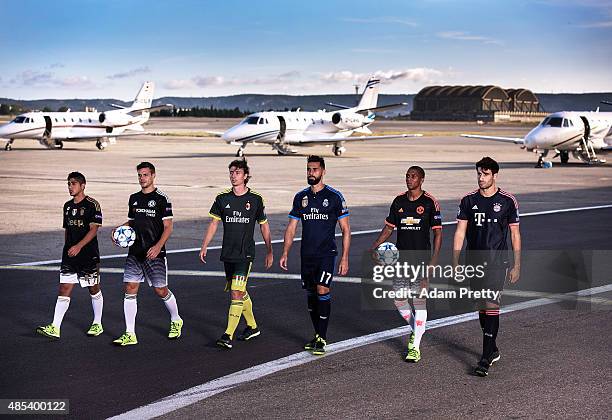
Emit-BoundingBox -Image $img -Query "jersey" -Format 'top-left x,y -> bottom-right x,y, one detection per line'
127,189 -> 173,260
289,185 -> 349,258
457,188 -> 519,265
209,188 -> 267,262
385,191 -> 442,251
62,196 -> 102,264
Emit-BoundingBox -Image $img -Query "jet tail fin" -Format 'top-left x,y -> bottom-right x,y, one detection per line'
130,81 -> 154,111
356,78 -> 380,111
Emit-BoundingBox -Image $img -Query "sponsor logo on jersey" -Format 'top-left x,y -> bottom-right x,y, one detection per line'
148,200 -> 156,208
400,217 -> 421,225
225,210 -> 250,224
416,205 -> 425,215
474,212 -> 486,226
301,195 -> 308,208
303,207 -> 329,220
493,203 -> 502,212
322,198 -> 329,207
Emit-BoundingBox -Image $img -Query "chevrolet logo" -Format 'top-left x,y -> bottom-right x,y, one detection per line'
401,217 -> 421,225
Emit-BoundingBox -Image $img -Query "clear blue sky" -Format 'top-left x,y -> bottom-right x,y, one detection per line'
2,0 -> 611,99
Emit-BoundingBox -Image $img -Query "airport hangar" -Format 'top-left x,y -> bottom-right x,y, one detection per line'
410,85 -> 547,123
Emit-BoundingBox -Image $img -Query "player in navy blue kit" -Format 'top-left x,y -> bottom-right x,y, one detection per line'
371,166 -> 442,362
280,155 -> 351,355
453,157 -> 521,377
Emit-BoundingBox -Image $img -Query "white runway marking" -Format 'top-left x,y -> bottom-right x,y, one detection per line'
107,283 -> 612,420
10,203 -> 612,267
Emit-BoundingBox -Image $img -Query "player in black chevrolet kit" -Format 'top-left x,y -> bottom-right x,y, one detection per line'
280,155 -> 351,355
453,157 -> 521,377
113,162 -> 183,346
37,172 -> 104,339
371,166 -> 442,363
200,159 -> 273,349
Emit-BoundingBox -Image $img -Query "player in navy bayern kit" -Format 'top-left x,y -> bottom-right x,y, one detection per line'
113,162 -> 183,346
200,159 -> 273,349
37,172 -> 104,339
371,166 -> 442,362
280,155 -> 351,355
453,157 -> 521,377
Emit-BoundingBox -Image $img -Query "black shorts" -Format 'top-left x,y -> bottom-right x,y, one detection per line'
470,266 -> 508,305
60,259 -> 100,285
223,261 -> 252,292
301,256 -> 336,290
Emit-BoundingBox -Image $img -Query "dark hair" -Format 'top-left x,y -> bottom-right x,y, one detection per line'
136,161 -> 156,173
67,171 -> 86,184
407,165 -> 425,178
307,155 -> 325,169
229,159 -> 250,184
476,157 -> 499,174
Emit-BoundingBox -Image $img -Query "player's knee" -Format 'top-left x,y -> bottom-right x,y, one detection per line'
124,282 -> 139,294
394,299 -> 408,309
154,286 -> 169,298
88,284 -> 100,295
58,283 -> 73,296
413,298 -> 427,309
316,284 -> 330,295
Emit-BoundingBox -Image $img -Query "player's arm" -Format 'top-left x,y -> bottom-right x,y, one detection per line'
259,221 -> 273,269
508,224 -> 521,283
199,218 -> 220,263
452,220 -> 468,267
147,218 -> 173,260
67,224 -> 100,257
430,227 -> 442,267
337,216 -> 351,276
279,218 -> 299,270
371,224 -> 394,251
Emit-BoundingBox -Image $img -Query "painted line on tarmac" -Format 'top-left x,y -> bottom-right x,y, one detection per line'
108,283 -> 612,420
10,203 -> 612,267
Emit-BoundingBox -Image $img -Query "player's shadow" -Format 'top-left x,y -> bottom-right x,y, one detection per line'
428,331 -> 480,372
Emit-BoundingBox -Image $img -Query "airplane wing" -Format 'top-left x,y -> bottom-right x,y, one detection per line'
286,133 -> 422,145
203,130 -> 225,137
460,134 -> 525,145
356,102 -> 408,114
127,104 -> 174,114
109,103 -> 127,109
326,102 -> 352,110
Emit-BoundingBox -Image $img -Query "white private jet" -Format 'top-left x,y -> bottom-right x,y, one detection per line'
220,78 -> 421,157
0,81 -> 170,151
461,111 -> 612,166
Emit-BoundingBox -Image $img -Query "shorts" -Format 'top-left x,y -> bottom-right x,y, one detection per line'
301,256 -> 336,290
60,260 -> 100,287
123,255 -> 168,288
469,266 -> 508,306
223,261 -> 252,292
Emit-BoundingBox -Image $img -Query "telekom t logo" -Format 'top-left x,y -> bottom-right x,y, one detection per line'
474,213 -> 486,226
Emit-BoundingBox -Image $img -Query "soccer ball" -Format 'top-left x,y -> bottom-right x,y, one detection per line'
113,226 -> 136,248
376,242 -> 399,265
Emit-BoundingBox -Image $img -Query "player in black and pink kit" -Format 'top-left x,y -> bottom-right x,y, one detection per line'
371,166 -> 442,363
453,157 -> 521,377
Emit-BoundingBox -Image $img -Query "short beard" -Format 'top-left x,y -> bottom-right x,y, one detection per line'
307,176 -> 321,186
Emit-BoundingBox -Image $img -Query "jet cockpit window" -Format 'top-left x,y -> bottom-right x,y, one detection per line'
12,116 -> 27,123
244,116 -> 259,125
540,117 -> 550,126
545,117 -> 562,127
563,119 -> 569,127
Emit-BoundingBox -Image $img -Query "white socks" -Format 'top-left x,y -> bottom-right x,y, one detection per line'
124,293 -> 138,333
52,296 -> 71,329
162,290 -> 181,322
413,308 -> 428,350
90,291 -> 103,324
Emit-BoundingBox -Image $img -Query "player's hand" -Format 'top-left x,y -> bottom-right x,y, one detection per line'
279,253 -> 288,271
369,247 -> 382,265
338,256 -> 349,276
67,245 -> 82,257
110,228 -> 117,244
199,247 -> 207,263
264,251 -> 273,269
146,244 -> 162,260
508,265 -> 520,284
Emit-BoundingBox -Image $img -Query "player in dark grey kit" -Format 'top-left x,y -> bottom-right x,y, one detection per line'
453,157 -> 521,377
37,172 -> 104,339
113,162 -> 183,346
280,155 -> 351,355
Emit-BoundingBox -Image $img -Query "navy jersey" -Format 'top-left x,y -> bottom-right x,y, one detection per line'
289,185 -> 349,257
385,191 -> 442,251
62,196 -> 103,264
457,188 -> 519,252
209,188 -> 267,263
127,189 -> 173,260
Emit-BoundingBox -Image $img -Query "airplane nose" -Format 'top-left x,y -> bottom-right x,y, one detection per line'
525,128 -> 542,149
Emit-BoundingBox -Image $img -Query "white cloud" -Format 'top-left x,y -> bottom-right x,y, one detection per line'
437,31 -> 502,45
9,70 -> 96,88
341,17 -> 418,27
321,68 -> 446,84
107,66 -> 151,80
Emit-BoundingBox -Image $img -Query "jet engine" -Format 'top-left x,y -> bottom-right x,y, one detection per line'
331,112 -> 365,130
99,112 -> 131,126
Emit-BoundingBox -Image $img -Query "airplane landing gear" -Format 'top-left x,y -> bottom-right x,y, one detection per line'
236,146 -> 245,157
333,145 -> 346,156
560,150 -> 569,164
55,140 -> 63,149
4,139 -> 14,151
535,150 -> 550,168
96,140 -> 107,150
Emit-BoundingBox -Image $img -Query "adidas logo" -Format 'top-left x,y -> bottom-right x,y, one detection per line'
133,202 -> 138,205
472,205 -> 478,210
398,208 -> 403,213
225,204 -> 230,208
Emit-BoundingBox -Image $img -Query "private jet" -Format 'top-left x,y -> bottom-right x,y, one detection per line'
462,111 -> 612,166
0,81 -> 170,150
220,78 -> 420,157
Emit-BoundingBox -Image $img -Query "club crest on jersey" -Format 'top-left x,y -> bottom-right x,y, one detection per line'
322,198 -> 329,207
72,208 -> 77,216
148,200 -> 156,208
246,201 -> 251,210
416,205 -> 425,215
302,196 -> 308,208
493,203 -> 502,212
79,208 -> 84,216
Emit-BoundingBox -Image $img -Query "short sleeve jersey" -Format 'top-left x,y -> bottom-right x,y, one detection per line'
289,185 -> 349,258
457,188 -> 519,251
127,189 -> 173,259
209,188 -> 267,262
385,191 -> 442,251
62,196 -> 103,263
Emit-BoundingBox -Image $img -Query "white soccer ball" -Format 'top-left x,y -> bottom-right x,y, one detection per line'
113,226 -> 136,248
376,242 -> 399,265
